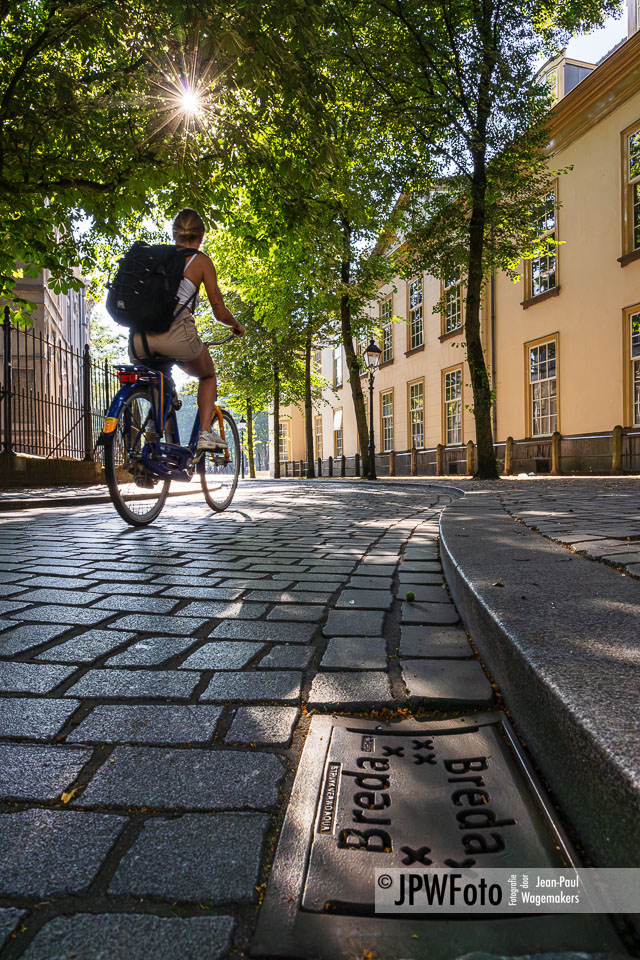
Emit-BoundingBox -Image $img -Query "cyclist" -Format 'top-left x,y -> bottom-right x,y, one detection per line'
129,208 -> 244,451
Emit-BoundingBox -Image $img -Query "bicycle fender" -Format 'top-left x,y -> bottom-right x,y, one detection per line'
96,382 -> 139,446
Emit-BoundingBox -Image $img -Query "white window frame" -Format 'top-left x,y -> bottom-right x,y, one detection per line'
529,339 -> 558,437
408,278 -> 424,350
443,271 -> 463,334
529,190 -> 557,298
409,381 -> 424,449
629,130 -> 640,252
631,312 -> 640,426
381,390 -> 394,452
333,345 -> 343,388
314,415 -> 323,459
278,422 -> 290,462
380,298 -> 393,362
444,369 -> 462,445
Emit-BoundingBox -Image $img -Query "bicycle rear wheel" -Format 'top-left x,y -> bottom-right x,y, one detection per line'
104,385 -> 172,526
200,409 -> 240,511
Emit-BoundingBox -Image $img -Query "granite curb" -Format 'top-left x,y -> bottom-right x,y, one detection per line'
439,489 -> 640,868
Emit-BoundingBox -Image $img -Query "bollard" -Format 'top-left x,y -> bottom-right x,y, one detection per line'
466,440 -> 474,476
551,431 -> 562,475
317,456 -> 322,477
341,455 -> 346,477
505,436 -> 514,475
354,452 -> 360,476
611,424 -> 623,474
328,456 -> 333,477
299,459 -> 304,477
410,446 -> 417,476
388,449 -> 395,476
436,443 -> 444,476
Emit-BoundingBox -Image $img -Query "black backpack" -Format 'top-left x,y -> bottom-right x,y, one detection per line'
106,242 -> 199,333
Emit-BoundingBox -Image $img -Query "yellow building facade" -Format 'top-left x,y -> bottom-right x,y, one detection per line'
276,14 -> 640,476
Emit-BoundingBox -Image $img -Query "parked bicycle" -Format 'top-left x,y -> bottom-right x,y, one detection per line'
97,334 -> 239,526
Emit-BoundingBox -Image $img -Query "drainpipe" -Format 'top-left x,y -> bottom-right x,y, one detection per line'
491,268 -> 497,442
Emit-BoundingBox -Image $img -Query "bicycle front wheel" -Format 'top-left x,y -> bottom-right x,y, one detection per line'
104,385 -> 172,526
200,409 -> 240,512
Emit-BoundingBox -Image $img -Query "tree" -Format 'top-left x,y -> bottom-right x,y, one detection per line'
333,0 -> 619,478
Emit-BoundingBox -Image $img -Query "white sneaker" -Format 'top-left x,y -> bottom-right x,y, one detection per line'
197,429 -> 228,451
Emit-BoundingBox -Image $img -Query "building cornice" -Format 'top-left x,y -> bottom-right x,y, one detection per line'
548,30 -> 640,153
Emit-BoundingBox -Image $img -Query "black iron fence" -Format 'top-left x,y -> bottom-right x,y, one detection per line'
0,306 -> 119,462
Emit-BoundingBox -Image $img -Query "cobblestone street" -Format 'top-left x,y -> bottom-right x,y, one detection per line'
0,482 -> 494,959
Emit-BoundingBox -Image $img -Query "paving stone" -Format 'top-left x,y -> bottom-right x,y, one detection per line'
180,641 -> 264,670
400,560 -> 442,573
0,600 -> 30,615
64,668 -> 198,700
8,605 -> 111,626
227,706 -> 300,745
259,645 -> 315,669
346,575 -> 394,590
109,812 -> 268,901
266,604 -> 324,622
399,625 -> 473,658
68,704 -> 222,744
0,808 -> 125,896
90,595 -> 178,614
308,671 -> 393,708
0,583 -> 25,596
21,915 -> 234,960
0,697 -> 80,738
108,614 -> 208,634
0,908 -> 24,950
79,747 -> 285,809
0,661 -> 76,693
211,621 -> 316,644
201,671 -> 302,703
353,563 -> 396,577
151,574 -> 223,586
0,623 -> 69,656
179,601 -> 267,620
83,569 -> 156,582
401,601 -> 460,625
247,591 -> 330,607
160,586 -> 244,601
398,572 -> 444,586
323,609 -> 385,637
18,576 -> 90,590
15,588 -> 96,606
320,636 -> 387,669
335,589 -> 393,610
399,584 -> 450,602
222,579 -> 295,590
0,743 -> 91,800
35,629 -> 136,663
106,636 -> 198,666
402,658 -> 494,705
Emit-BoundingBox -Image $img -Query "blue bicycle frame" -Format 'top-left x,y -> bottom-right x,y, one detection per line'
99,364 -> 211,484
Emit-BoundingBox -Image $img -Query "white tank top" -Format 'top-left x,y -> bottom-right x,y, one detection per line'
175,253 -> 199,312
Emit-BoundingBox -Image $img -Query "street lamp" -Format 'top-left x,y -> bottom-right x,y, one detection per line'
238,417 -> 247,480
364,340 -> 381,480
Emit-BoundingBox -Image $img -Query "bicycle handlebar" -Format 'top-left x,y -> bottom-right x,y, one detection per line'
204,333 -> 235,347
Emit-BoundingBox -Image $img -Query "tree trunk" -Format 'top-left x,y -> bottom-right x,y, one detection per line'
304,311 -> 315,478
341,217 -> 369,476
273,360 -> 281,479
247,398 -> 256,479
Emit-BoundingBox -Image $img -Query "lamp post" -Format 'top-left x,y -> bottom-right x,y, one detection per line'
364,340 -> 381,480
238,417 -> 247,480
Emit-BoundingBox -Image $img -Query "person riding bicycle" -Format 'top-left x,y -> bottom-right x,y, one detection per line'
129,208 -> 244,451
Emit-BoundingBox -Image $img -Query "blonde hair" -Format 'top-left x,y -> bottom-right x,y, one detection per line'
172,208 -> 205,246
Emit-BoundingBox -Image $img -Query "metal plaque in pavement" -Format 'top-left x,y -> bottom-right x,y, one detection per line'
251,713 -> 625,960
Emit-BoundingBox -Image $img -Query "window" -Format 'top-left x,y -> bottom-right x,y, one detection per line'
313,349 -> 323,373
631,313 -> 640,425
628,130 -> 640,252
443,270 -> 463,334
529,191 -> 557,298
333,345 -> 343,387
443,369 -> 462,445
380,299 -> 393,362
333,409 -> 343,457
278,422 -> 290,462
408,277 -> 424,350
381,391 -> 394,452
528,339 -> 557,436
409,381 -> 424,449
546,69 -> 559,105
314,415 -> 323,459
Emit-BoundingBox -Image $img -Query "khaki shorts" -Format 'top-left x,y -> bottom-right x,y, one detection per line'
129,311 -> 207,369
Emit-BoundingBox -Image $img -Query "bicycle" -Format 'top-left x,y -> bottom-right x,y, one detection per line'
98,333 -> 240,526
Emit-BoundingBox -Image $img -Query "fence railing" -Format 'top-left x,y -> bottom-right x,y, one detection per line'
277,426 -> 640,478
0,306 -> 119,462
